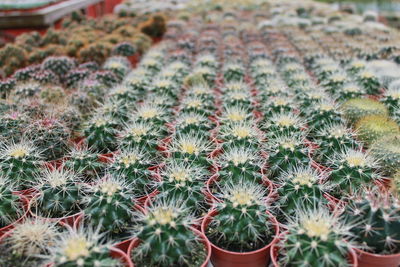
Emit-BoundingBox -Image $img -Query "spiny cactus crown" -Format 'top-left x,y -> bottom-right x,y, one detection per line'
355,115 -> 400,145
118,120 -> 161,151
174,112 -> 212,135
64,145 -> 104,180
0,175 -> 21,227
169,133 -> 212,166
369,135 -> 400,176
219,105 -> 253,124
83,114 -> 118,152
219,122 -> 262,148
264,112 -> 305,137
103,56 -> 131,80
135,102 -> 168,126
341,98 -> 388,124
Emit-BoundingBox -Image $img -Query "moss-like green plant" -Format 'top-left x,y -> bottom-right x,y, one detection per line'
355,115 -> 400,145
341,98 -> 388,124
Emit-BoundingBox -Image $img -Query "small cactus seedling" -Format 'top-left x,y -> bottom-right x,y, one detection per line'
118,121 -> 162,153
219,105 -> 253,125
103,56 -> 131,81
267,134 -> 310,178
96,100 -> 130,125
263,112 -> 306,138
207,181 -> 273,252
168,133 -> 213,168
0,111 -> 27,143
369,135 -> 400,176
0,176 -> 22,228
381,87 -> 400,114
90,70 -> 119,88
0,140 -> 42,190
41,56 -> 76,78
192,66 -> 216,86
314,123 -> 360,164
263,96 -> 295,116
33,167 -> 84,218
217,146 -> 264,184
134,102 -> 169,127
347,59 -> 367,74
174,112 -> 213,135
279,206 -> 353,267
341,98 -> 388,125
276,166 -> 330,217
83,115 -> 118,152
222,90 -> 253,110
335,83 -> 364,102
84,175 -> 135,237
357,70 -> 381,95
46,226 -> 121,267
320,72 -> 348,94
355,115 -> 400,145
108,85 -> 136,103
0,218 -> 59,267
186,83 -> 214,102
195,54 -> 219,69
343,189 -> 400,255
328,149 -> 379,196
156,160 -> 208,216
132,200 -> 207,266
218,122 -> 263,149
65,68 -> 90,88
180,96 -> 214,116
112,41 -> 136,57
109,148 -> 154,196
306,100 -> 343,132
123,71 -> 149,96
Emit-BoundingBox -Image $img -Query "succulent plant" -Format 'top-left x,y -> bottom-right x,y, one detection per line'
267,134 -> 310,178
341,98 -> 388,125
0,111 -> 27,143
65,68 -> 90,88
344,189 -> 400,255
223,90 -> 253,110
306,100 -> 343,132
263,112 -> 305,138
112,41 -> 136,57
90,70 -> 119,88
263,96 -> 295,116
219,122 -> 263,149
355,115 -> 400,145
83,115 -> 118,152
369,135 -> 400,176
123,71 -> 149,96
206,180 -> 273,252
279,206 -> 353,267
11,65 -> 40,82
0,44 -> 27,77
33,167 -> 84,218
64,145 -> 104,181
39,85 -> 66,104
78,42 -> 112,65
134,102 -> 169,127
0,175 -> 22,228
180,96 -> 214,117
46,226 -> 121,267
12,81 -> 41,101
131,200 -> 207,267
103,56 -> 131,81
0,140 -> 42,190
381,87 -> 400,114
0,218 -> 59,267
320,72 -> 348,94
335,83 -> 364,102
84,175 -> 135,237
41,56 -> 76,79
328,148 -> 379,196
174,112 -> 213,135
357,70 -> 381,95
219,105 -> 253,125
118,120 -> 161,153
108,84 -> 136,103
0,78 -> 16,97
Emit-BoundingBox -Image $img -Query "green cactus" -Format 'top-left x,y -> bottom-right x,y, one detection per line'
132,200 -> 207,267
90,70 -> 120,87
108,85 -> 136,103
369,134 -> 400,176
335,83 -> 364,102
0,176 -> 22,228
180,96 -> 215,117
0,140 -> 42,190
206,180 -> 273,252
219,122 -> 263,149
328,149 -> 379,196
357,70 -> 381,95
174,113 -> 213,135
391,170 -> 400,197
341,98 -> 388,124
12,81 -> 41,101
134,103 -> 169,127
33,167 -> 84,218
263,112 -> 305,138
263,96 -> 295,116
267,135 -> 310,178
344,189 -> 400,255
219,105 -> 253,125
355,115 -> 400,145
320,72 -> 348,94
65,68 -> 90,88
0,44 -> 27,77
195,54 -> 218,70
47,226 -> 121,267
186,83 -> 214,102
103,56 -> 131,81
192,66 -> 216,86
306,100 -> 344,131
12,65 -> 40,82
113,41 -> 136,57
123,71 -> 150,96
0,78 -> 16,98
0,111 -> 27,143
151,78 -> 179,99
39,85 -> 66,104
41,56 -> 76,78
347,59 -> 367,74
223,90 -> 253,110
279,207 -> 353,267
84,175 -> 135,237
83,115 -> 118,152
0,218 -> 59,267
382,87 -> 400,114
118,121 -> 161,153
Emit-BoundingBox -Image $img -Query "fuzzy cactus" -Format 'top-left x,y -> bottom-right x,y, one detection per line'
328,149 -> 379,196
279,207 -> 353,266
33,167 -> 84,218
206,181 -> 273,252
223,62 -> 245,82
41,56 -> 76,78
83,115 -> 118,152
267,135 -> 310,178
341,98 -> 388,125
344,189 -> 400,255
134,103 -> 169,127
180,96 -> 214,117
355,115 -> 400,145
0,140 -> 42,189
0,218 -> 59,266
46,226 -> 121,267
151,78 -> 179,99
219,105 -> 253,125
131,200 -> 207,266
0,176 -> 22,228
84,175 -> 135,236
369,135 -> 400,176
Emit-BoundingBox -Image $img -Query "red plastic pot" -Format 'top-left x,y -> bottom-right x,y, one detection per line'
355,248 -> 400,267
128,228 -> 211,267
98,153 -> 115,164
109,247 -> 133,267
201,209 -> 279,267
0,195 -> 29,238
270,233 -> 358,267
12,187 -> 38,200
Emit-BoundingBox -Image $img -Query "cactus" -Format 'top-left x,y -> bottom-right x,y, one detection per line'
65,68 -> 90,88
328,148 -> 379,196
0,140 -> 42,190
103,56 -> 131,81
131,200 -> 207,267
152,78 -> 179,99
344,189 -> 400,255
355,115 -> 400,145
108,84 -> 136,103
276,166 -> 329,217
218,146 -> 264,184
47,226 -> 121,267
0,111 -> 27,143
0,44 -> 27,77
83,115 -> 118,153
180,96 -> 214,117
279,207 -> 353,267
219,122 -> 263,149
357,70 -> 381,95
156,160 -> 208,215
90,70 -> 120,87
341,98 -> 388,124
25,118 -> 71,161
335,83 -> 364,102
0,175 -> 22,228
195,54 -> 218,70
263,112 -> 305,138
32,70 -> 60,85
78,42 -> 112,65
381,87 -> 400,114
223,62 -> 245,82
97,100 -> 130,125
12,81 -> 41,101
219,105 -> 253,125
314,123 -> 360,164
186,83 -> 214,102
134,103 -> 169,127
118,120 -> 161,153
84,175 -> 135,236
206,180 -> 273,252
267,134 -> 310,178
41,56 -> 76,78
0,78 -> 16,97
391,170 -> 400,197
192,66 -> 216,86
11,65 -> 40,82
320,72 -> 348,94
369,135 -> 400,176
306,100 -> 344,131
109,148 -> 154,196
39,85 -> 66,104
123,71 -> 149,96
263,96 -> 295,116
0,218 -> 59,267
223,90 -> 253,110
112,42 -> 136,57
33,167 -> 84,218
174,113 -> 213,135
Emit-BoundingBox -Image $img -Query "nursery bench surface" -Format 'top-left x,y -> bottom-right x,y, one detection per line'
0,0 -> 104,28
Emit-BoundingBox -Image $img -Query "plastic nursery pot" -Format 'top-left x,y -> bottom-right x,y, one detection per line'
109,247 -> 134,267
354,248 -> 400,267
0,195 -> 29,238
128,228 -> 211,267
98,153 -> 115,164
201,209 -> 279,267
270,233 -> 358,267
12,187 -> 38,200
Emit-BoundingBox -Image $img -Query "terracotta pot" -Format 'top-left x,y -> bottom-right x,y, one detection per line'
270,233 -> 358,267
355,248 -> 400,267
128,228 -> 211,267
201,209 -> 279,267
0,195 -> 29,238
